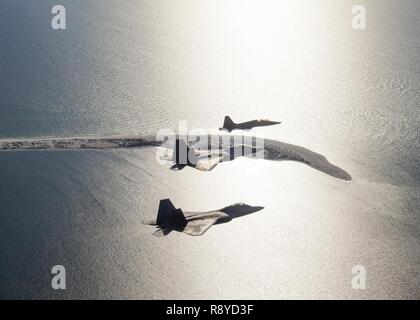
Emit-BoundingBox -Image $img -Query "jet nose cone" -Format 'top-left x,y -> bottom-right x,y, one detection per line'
222,204 -> 265,216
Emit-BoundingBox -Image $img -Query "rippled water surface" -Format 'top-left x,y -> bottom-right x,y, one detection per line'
0,0 -> 419,299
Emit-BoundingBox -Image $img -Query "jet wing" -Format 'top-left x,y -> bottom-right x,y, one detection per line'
153,228 -> 172,237
238,120 -> 259,129
195,156 -> 223,171
183,212 -> 228,236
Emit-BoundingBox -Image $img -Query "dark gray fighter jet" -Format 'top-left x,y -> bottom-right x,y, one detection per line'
170,139 -> 263,171
144,199 -> 264,236
219,116 -> 281,132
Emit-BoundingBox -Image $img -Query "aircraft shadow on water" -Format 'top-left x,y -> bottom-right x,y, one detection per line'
143,199 -> 264,236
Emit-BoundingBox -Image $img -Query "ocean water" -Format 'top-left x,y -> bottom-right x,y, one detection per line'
0,0 -> 419,299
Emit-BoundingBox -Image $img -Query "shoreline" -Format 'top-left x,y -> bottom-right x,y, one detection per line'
0,134 -> 352,181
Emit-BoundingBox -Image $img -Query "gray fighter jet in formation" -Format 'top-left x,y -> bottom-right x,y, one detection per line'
144,199 -> 264,236
169,139 -> 263,171
219,116 -> 281,132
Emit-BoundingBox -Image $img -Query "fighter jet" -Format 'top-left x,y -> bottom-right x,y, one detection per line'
169,139 -> 263,171
169,139 -> 220,171
219,116 -> 281,132
143,199 -> 264,236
